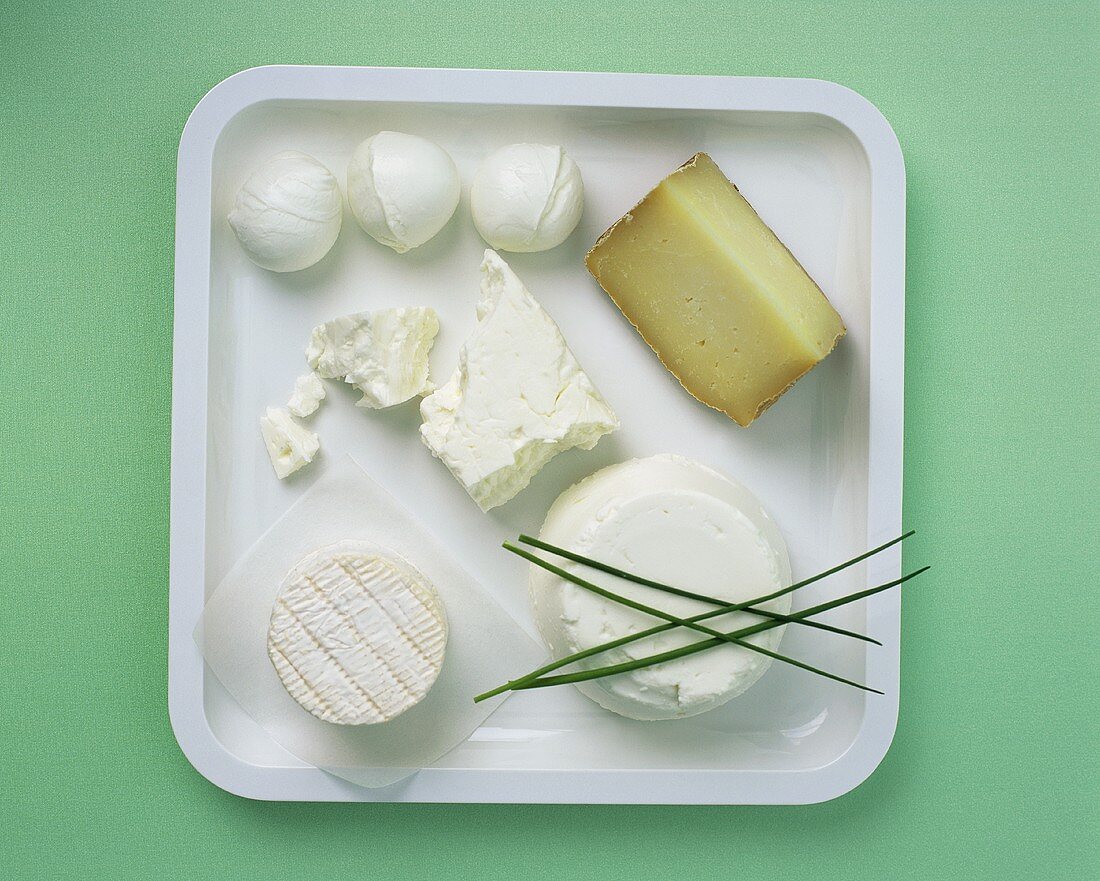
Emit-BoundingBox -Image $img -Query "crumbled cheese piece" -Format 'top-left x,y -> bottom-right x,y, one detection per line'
306,307 -> 439,409
286,371 -> 326,418
260,407 -> 319,479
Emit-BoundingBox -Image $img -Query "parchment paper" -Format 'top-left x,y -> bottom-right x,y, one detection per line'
195,455 -> 545,788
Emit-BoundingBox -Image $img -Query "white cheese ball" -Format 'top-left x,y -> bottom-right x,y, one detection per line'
530,455 -> 791,721
346,132 -> 460,253
227,151 -> 342,272
470,143 -> 584,252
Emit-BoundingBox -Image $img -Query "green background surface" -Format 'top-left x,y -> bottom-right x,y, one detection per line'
2,1 -> 1097,878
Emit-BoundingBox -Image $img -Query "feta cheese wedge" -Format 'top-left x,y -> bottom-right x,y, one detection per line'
260,407 -> 320,479
286,371 -> 326,418
420,250 -> 619,511
306,307 -> 439,409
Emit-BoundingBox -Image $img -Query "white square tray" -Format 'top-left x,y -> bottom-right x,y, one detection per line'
169,65 -> 905,804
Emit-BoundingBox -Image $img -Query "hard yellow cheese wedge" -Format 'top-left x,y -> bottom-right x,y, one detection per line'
585,153 -> 846,427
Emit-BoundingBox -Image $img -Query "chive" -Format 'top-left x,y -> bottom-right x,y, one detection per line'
473,532 -> 913,702
513,567 -> 928,692
504,543 -> 881,694
517,534 -> 882,645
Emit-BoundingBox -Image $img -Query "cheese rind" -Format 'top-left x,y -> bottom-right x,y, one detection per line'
420,250 -> 619,511
260,407 -> 320,479
585,153 -> 846,426
306,307 -> 439,409
267,541 -> 448,725
530,454 -> 791,720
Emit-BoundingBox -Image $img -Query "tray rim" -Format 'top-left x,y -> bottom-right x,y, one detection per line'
169,64 -> 906,804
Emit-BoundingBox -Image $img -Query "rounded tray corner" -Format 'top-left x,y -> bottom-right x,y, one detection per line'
800,695 -> 900,805
168,690 -> 272,801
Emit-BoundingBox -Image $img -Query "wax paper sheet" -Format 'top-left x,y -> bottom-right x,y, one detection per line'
195,455 -> 544,788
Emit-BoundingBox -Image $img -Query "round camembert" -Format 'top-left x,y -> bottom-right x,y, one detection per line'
267,541 -> 448,725
530,455 -> 791,721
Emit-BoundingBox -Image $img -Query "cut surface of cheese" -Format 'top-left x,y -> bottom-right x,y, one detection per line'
267,541 -> 448,725
585,153 -> 846,427
420,250 -> 619,511
306,307 -> 439,409
531,455 -> 791,720
260,407 -> 320,479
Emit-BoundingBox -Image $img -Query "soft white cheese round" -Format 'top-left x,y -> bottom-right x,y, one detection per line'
268,541 -> 448,725
470,144 -> 584,252
346,132 -> 460,253
227,151 -> 342,272
530,455 -> 791,721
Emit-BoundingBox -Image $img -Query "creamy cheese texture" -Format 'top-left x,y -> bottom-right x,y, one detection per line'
227,151 -> 343,273
530,454 -> 792,720
306,307 -> 439,409
267,541 -> 448,725
259,407 -> 320,479
286,371 -> 326,418
470,144 -> 584,252
346,132 -> 461,253
420,250 -> 619,511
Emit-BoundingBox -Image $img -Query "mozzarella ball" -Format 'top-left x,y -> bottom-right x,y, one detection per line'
227,151 -> 342,273
470,144 -> 584,252
346,132 -> 461,253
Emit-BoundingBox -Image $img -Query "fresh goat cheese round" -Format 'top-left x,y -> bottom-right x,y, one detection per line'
346,132 -> 460,253
530,455 -> 791,721
227,151 -> 342,272
470,143 -> 584,252
268,541 -> 448,725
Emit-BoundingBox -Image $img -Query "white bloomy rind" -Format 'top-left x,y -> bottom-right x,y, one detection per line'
267,541 -> 448,725
227,151 -> 342,272
346,132 -> 461,253
470,143 -> 584,252
531,454 -> 792,721
420,250 -> 619,511
306,307 -> 439,409
259,407 -> 320,479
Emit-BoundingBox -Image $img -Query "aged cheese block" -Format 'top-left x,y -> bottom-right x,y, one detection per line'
585,153 -> 846,427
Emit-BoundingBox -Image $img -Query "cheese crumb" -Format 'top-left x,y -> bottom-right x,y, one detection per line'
286,372 -> 326,418
260,407 -> 320,479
